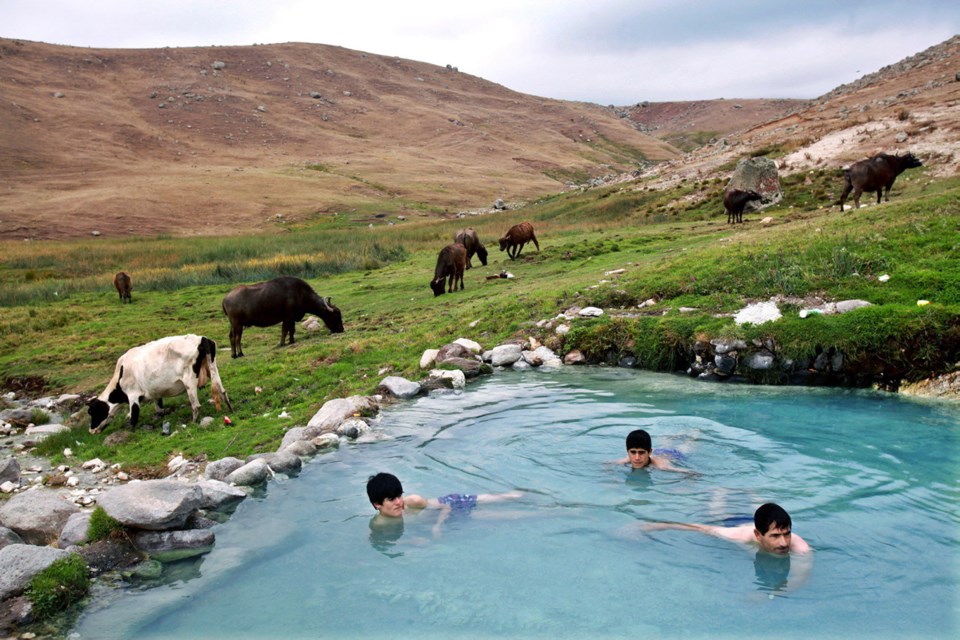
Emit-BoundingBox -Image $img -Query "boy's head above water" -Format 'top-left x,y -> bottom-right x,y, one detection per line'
367,472 -> 405,517
625,429 -> 653,469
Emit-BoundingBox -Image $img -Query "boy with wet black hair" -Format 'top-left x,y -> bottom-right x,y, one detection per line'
612,429 -> 688,473
366,472 -> 522,530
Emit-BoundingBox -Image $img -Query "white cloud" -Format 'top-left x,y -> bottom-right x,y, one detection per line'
2,0 -> 958,103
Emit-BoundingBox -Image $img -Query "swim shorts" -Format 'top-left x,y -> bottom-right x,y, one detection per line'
438,493 -> 478,510
654,447 -> 688,462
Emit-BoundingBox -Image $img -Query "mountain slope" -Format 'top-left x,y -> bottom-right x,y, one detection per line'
0,39 -> 679,240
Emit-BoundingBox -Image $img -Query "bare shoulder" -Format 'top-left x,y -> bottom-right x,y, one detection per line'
791,534 -> 813,554
403,494 -> 429,510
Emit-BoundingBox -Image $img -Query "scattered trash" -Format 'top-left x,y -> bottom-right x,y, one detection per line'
278,411 -> 291,419
799,309 -> 824,318
485,271 -> 515,281
917,300 -> 931,306
254,386 -> 263,394
223,416 -> 233,425
878,274 -> 890,282
63,448 -> 73,457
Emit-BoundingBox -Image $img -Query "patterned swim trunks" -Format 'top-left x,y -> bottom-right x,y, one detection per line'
654,447 -> 688,462
437,493 -> 478,510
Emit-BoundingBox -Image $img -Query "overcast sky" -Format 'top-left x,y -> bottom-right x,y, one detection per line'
3,1 -> 958,104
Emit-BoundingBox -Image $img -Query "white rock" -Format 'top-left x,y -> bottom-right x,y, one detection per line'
167,455 -> 186,472
734,301 -> 782,326
429,369 -> 466,389
82,458 -> 107,470
578,307 -> 604,317
556,324 -> 571,335
0,481 -> 16,493
63,448 -> 73,457
66,476 -> 80,487
453,338 -> 482,353
420,349 -> 440,369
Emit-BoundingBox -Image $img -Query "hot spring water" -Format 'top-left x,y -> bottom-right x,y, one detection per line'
74,368 -> 959,639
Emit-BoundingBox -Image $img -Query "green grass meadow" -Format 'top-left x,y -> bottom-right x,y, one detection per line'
2,167 -> 957,472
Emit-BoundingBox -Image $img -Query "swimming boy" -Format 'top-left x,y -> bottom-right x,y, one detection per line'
644,502 -> 812,555
613,429 -> 689,473
366,472 -> 522,532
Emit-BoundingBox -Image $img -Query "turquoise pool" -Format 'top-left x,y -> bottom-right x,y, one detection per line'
74,368 -> 959,639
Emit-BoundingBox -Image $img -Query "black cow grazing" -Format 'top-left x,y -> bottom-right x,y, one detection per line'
839,152 -> 922,211
430,243 -> 467,297
221,276 -> 344,358
723,189 -> 762,224
499,222 -> 540,260
113,271 -> 132,303
453,228 -> 488,269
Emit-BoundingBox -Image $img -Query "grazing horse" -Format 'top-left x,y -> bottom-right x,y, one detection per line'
498,222 -> 540,260
430,243 -> 467,296
839,152 -> 922,211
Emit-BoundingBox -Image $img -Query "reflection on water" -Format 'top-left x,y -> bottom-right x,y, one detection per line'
753,551 -> 791,592
73,368 -> 960,640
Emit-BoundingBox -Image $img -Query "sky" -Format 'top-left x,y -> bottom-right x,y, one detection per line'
3,0 -> 958,104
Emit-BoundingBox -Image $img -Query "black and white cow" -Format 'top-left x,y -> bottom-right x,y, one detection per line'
88,334 -> 232,433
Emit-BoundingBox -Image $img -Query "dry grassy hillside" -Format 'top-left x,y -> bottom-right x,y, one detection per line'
641,35 -> 960,188
0,39 -> 682,240
621,98 -> 808,151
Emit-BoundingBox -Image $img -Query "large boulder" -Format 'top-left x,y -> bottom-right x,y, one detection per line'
489,344 -> 523,367
437,357 -> 483,378
281,439 -> 318,458
195,479 -> 247,511
0,457 -> 20,484
0,544 -> 70,601
305,396 -> 378,437
453,338 -> 482,353
224,458 -> 271,487
336,418 -> 371,439
436,343 -> 475,363
727,156 -> 782,207
97,480 -> 202,531
0,490 -> 80,545
203,457 -> 245,481
131,529 -> 215,562
0,526 -> 24,551
429,369 -> 466,389
279,427 -> 308,450
58,511 -> 93,548
378,376 -> 421,399
247,451 -> 302,477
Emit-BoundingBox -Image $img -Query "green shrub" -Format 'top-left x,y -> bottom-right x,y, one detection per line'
86,506 -> 124,543
26,554 -> 90,621
30,408 -> 51,425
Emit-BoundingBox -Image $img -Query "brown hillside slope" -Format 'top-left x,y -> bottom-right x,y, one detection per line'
640,36 -> 960,188
622,98 -> 808,151
0,39 -> 679,240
